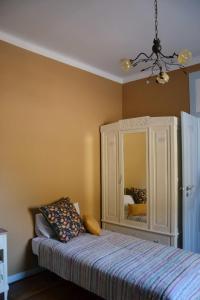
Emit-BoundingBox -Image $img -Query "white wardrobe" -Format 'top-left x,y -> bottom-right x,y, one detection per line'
101,116 -> 180,247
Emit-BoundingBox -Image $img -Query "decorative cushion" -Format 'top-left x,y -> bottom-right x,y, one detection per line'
35,202 -> 80,238
125,187 -> 147,204
82,215 -> 101,236
128,203 -> 147,217
40,198 -> 85,242
133,188 -> 146,204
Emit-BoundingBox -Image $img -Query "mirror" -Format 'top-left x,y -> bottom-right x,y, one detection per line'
123,131 -> 147,223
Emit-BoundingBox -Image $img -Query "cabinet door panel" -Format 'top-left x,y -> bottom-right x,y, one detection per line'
101,129 -> 119,222
150,126 -> 171,233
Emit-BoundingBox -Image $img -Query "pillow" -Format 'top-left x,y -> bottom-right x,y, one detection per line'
40,198 -> 85,242
35,202 -> 81,238
82,215 -> 101,236
128,203 -> 147,217
35,213 -> 56,238
73,202 -> 80,215
125,187 -> 147,204
133,188 -> 146,204
124,194 -> 134,205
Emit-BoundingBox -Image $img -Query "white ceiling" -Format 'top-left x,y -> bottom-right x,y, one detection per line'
0,0 -> 200,83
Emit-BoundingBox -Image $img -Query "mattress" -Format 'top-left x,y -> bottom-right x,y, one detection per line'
33,230 -> 200,300
32,237 -> 47,256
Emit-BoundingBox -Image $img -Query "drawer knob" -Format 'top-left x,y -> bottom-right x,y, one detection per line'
153,240 -> 159,243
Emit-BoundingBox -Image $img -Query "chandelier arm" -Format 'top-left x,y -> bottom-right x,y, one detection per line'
162,60 -> 183,68
159,52 -> 178,59
140,59 -> 161,72
154,63 -> 161,72
140,65 -> 156,72
153,58 -> 162,70
131,52 -> 154,63
132,58 -> 155,68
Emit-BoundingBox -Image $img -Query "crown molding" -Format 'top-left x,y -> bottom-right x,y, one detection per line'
122,71 -> 151,84
1,30 -> 200,85
0,30 -> 123,84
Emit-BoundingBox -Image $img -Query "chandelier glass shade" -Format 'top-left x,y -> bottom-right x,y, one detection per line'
121,0 -> 192,84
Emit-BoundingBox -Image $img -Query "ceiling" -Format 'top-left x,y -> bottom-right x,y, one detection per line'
0,0 -> 200,83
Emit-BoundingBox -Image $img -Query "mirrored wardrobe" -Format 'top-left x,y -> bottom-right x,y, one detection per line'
101,116 -> 180,247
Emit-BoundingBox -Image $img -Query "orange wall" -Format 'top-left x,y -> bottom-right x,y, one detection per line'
123,64 -> 200,118
0,41 -> 122,275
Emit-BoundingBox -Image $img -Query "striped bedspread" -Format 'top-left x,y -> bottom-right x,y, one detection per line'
38,230 -> 200,300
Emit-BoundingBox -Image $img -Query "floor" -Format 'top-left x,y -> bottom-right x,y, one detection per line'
0,271 -> 103,300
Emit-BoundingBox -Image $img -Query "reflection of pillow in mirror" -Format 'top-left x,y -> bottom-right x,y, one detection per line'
124,188 -> 146,204
128,204 -> 147,216
124,188 -> 135,199
124,195 -> 135,205
132,188 -> 146,204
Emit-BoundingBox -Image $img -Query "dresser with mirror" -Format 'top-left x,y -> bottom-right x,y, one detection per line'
101,116 -> 180,247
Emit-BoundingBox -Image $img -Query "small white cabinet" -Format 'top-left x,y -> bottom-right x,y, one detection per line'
0,229 -> 8,300
101,116 -> 180,247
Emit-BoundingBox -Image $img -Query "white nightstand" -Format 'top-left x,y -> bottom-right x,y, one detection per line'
0,229 -> 8,300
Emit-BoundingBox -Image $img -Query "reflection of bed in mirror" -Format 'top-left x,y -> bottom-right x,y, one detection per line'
123,130 -> 148,224
124,188 -> 147,223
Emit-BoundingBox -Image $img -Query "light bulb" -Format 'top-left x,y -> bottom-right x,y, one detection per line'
120,59 -> 132,72
156,72 -> 169,84
177,49 -> 192,65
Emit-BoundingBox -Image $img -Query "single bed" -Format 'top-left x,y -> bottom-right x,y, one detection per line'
32,230 -> 200,300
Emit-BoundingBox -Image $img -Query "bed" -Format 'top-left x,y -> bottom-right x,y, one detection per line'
32,229 -> 200,300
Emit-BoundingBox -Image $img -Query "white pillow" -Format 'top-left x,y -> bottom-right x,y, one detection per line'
124,195 -> 134,205
73,202 -> 80,215
35,213 -> 55,238
35,202 -> 81,238
123,195 -> 134,218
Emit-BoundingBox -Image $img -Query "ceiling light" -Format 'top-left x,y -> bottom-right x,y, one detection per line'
121,0 -> 192,84
156,72 -> 169,84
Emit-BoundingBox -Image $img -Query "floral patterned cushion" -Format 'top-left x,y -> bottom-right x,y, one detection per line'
125,187 -> 147,204
133,188 -> 146,204
40,198 -> 85,242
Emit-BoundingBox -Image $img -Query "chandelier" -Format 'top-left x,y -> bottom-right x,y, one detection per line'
121,0 -> 192,84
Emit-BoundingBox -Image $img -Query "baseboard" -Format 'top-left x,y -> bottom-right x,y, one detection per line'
8,267 -> 43,284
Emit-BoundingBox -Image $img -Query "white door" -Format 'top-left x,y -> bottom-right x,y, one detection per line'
181,111 -> 200,252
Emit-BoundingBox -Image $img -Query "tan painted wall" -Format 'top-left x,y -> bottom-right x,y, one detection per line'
1,39 -> 199,276
123,64 -> 200,118
0,41 -> 122,275
124,132 -> 146,189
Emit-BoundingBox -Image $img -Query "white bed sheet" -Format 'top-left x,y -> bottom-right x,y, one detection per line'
32,237 -> 47,256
